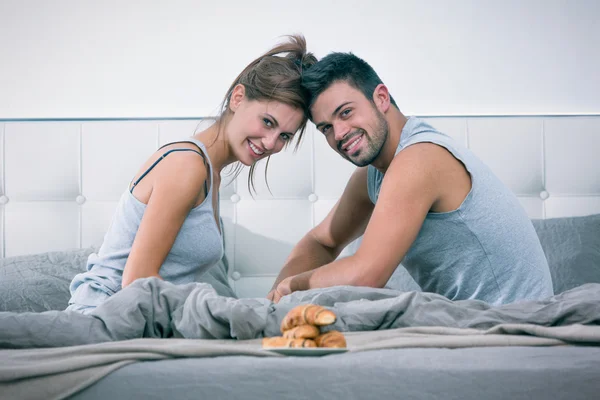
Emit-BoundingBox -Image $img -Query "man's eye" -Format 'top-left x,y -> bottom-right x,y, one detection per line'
341,109 -> 351,117
322,125 -> 331,134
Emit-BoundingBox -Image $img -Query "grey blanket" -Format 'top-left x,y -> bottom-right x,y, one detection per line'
1,278 -> 600,349
1,279 -> 600,400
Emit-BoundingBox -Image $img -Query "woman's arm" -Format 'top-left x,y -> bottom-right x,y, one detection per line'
121,151 -> 208,288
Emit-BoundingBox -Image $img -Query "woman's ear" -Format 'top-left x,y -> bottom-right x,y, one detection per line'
372,84 -> 391,114
229,84 -> 246,112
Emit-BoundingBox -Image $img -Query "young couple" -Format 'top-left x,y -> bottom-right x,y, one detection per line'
67,35 -> 552,314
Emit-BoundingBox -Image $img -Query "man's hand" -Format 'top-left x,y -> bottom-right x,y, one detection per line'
266,276 -> 295,303
266,289 -> 279,303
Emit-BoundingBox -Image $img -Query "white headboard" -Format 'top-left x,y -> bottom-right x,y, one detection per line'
1,116 -> 599,297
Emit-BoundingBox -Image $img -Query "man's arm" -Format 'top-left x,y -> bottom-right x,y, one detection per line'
270,166 -> 374,290
286,143 -> 447,292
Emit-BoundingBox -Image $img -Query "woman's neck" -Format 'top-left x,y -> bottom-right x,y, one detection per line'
193,116 -> 237,173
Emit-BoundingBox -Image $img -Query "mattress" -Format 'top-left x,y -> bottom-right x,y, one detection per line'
73,346 -> 600,400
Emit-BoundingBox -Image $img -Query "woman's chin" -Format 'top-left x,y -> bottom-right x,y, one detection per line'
230,148 -> 254,167
237,154 -> 257,167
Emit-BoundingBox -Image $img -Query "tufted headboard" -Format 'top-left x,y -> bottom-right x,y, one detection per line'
1,116 -> 599,298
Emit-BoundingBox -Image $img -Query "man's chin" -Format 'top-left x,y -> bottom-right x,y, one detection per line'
347,149 -> 377,166
337,147 -> 375,167
344,155 -> 370,167
351,159 -> 371,167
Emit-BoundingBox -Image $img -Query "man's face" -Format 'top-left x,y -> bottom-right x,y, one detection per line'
311,81 -> 389,167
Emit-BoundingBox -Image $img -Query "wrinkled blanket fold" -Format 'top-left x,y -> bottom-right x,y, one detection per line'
1,279 -> 600,348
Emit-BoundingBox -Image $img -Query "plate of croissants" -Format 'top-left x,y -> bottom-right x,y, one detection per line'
262,304 -> 348,356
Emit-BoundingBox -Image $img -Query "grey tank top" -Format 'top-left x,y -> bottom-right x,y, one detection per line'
368,117 -> 553,305
68,138 -> 223,307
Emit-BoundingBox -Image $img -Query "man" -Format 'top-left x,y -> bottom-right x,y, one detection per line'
267,53 -> 553,305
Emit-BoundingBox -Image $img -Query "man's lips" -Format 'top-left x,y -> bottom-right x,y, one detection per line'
340,133 -> 363,152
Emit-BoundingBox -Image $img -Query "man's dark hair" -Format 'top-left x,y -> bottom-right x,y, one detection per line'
302,52 -> 397,117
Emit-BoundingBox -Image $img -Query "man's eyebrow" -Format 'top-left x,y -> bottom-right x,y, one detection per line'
315,102 -> 353,129
265,113 -> 295,136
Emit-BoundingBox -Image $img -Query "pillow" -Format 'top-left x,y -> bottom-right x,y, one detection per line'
532,213 -> 600,294
0,247 -> 94,313
0,247 -> 236,313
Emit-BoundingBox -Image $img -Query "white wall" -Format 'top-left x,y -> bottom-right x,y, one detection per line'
1,0 -> 599,119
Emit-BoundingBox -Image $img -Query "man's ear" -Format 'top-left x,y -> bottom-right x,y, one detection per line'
372,84 -> 391,113
229,84 -> 246,112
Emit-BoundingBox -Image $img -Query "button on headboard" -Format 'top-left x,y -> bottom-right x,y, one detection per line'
1,116 -> 599,297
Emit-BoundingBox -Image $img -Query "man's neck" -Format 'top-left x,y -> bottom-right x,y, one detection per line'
371,108 -> 408,172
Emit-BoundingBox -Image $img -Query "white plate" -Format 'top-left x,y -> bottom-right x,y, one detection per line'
264,347 -> 348,357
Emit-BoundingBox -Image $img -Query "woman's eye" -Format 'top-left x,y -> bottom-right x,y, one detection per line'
263,118 -> 273,127
280,133 -> 290,141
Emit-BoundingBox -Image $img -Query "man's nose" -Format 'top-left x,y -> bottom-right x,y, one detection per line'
334,120 -> 351,142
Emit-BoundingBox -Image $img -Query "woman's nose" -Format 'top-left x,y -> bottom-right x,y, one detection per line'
262,132 -> 279,151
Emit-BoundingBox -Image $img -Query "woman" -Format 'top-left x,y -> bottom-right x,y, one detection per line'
67,35 -> 317,314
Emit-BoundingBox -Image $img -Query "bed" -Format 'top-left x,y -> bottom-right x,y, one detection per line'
1,116 -> 599,399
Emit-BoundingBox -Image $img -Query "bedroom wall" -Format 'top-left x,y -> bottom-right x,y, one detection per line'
1,0 -> 599,119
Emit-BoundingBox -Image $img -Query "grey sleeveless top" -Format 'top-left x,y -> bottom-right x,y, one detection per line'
367,117 -> 553,305
68,138 -> 223,309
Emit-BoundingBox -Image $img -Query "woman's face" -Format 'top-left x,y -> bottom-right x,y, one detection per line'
227,86 -> 304,166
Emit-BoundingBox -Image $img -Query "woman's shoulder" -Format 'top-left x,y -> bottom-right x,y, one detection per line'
130,141 -> 210,205
152,143 -> 209,189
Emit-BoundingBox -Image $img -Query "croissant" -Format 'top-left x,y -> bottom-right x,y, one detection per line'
262,336 -> 317,348
282,324 -> 320,339
280,304 -> 337,331
315,330 -> 347,348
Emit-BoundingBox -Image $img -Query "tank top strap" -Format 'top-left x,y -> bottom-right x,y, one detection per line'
130,147 -> 208,194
